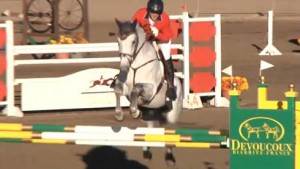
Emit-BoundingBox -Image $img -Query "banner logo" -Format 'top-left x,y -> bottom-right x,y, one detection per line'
231,117 -> 292,156
239,117 -> 284,142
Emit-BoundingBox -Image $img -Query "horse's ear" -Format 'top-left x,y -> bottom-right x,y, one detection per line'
115,18 -> 122,28
132,19 -> 137,28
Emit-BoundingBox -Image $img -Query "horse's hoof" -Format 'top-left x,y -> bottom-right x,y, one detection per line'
143,150 -> 152,161
114,113 -> 124,121
131,110 -> 140,119
129,106 -> 137,114
165,152 -> 176,166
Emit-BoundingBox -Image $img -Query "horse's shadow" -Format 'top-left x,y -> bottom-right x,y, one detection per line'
251,39 -> 300,53
81,146 -> 148,169
288,39 -> 300,53
288,39 -> 300,46
251,44 -> 262,52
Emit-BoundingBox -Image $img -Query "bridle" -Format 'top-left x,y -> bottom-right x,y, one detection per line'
118,30 -> 158,69
117,24 -> 164,102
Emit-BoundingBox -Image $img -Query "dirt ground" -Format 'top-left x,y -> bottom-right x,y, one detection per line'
1,6 -> 300,169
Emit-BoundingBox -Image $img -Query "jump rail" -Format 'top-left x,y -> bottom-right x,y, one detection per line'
0,123 -> 229,148
171,13 -> 222,107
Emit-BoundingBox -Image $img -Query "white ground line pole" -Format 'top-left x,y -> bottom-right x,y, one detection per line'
3,20 -> 23,117
259,10 -> 282,56
182,12 -> 190,100
214,14 -> 222,107
5,21 -> 15,116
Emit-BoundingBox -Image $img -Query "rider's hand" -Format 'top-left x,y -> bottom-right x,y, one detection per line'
146,32 -> 155,41
150,26 -> 159,37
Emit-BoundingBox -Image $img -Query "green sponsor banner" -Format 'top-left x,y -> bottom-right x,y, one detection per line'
230,94 -> 295,169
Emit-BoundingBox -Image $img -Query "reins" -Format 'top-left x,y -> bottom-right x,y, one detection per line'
118,26 -> 164,102
130,32 -> 164,103
118,32 -> 147,64
130,31 -> 159,69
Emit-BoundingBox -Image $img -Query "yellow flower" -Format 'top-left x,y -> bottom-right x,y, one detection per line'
49,40 -> 58,44
49,33 -> 87,45
222,76 -> 249,91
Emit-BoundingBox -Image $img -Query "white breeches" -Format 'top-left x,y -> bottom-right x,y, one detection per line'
156,40 -> 171,60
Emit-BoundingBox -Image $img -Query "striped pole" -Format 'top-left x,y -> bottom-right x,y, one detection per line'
0,123 -> 228,136
0,131 -> 227,143
0,138 -> 226,148
134,134 -> 227,143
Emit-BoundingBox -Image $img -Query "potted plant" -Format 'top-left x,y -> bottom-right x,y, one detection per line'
221,76 -> 249,100
49,33 -> 88,59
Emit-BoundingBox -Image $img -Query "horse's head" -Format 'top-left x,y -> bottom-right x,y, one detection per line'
115,18 -> 139,82
115,18 -> 138,59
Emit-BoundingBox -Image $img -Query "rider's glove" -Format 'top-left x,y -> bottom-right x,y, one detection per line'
150,26 -> 159,37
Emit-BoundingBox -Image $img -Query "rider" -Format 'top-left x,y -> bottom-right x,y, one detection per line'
131,0 -> 177,100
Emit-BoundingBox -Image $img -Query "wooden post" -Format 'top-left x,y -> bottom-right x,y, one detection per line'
83,0 -> 89,41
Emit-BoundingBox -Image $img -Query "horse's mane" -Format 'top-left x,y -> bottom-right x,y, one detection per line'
135,23 -> 147,45
115,18 -> 150,46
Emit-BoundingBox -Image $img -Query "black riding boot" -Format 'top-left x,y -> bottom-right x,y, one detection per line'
165,59 -> 177,100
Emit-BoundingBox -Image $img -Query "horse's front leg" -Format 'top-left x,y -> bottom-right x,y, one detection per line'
129,83 -> 153,118
114,67 -> 129,121
114,81 -> 125,121
129,84 -> 143,118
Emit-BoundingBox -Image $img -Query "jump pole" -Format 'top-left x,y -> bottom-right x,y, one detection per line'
0,138 -> 224,148
0,130 -> 227,143
0,123 -> 228,135
259,10 -> 282,56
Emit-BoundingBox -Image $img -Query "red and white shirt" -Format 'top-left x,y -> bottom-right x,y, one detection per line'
132,8 -> 173,42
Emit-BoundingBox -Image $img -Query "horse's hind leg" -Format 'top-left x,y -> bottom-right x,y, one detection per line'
164,78 -> 183,166
143,121 -> 155,161
163,122 -> 176,166
143,147 -> 152,161
165,147 -> 176,166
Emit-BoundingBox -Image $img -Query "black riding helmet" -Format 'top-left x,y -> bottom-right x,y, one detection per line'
147,0 -> 164,14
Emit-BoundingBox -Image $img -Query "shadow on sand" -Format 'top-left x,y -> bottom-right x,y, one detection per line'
81,146 -> 148,169
288,39 -> 300,53
288,39 -> 300,47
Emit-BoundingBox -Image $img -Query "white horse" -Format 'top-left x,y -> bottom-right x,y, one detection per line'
114,18 -> 183,166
